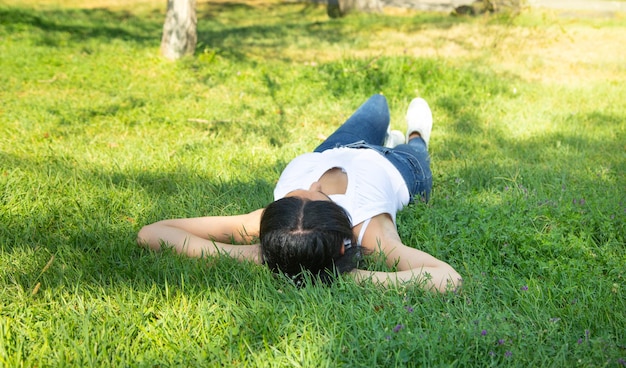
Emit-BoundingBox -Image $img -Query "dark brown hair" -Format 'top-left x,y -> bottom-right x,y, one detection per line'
260,197 -> 361,286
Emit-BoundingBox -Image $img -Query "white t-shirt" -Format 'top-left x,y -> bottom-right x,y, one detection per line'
273,147 -> 410,226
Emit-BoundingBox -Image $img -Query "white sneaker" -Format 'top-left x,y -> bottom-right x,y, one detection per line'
405,97 -> 433,147
384,129 -> 405,148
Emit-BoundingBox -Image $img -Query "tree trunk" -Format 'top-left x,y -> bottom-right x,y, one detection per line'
327,0 -> 382,18
161,0 -> 197,60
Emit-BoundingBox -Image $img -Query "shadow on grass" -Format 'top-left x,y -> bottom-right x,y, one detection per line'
0,6 -> 163,45
193,1 -> 461,61
438,105 -> 626,175
0,150 -> 280,292
0,1 -> 460,62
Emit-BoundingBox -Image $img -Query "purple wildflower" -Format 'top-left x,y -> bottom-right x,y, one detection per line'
617,358 -> 625,366
405,306 -> 414,313
393,324 -> 404,333
498,339 -> 505,345
577,338 -> 583,344
520,285 -> 528,291
489,351 -> 496,357
505,351 -> 512,358
481,330 -> 488,336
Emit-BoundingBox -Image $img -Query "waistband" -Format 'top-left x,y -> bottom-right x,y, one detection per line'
340,140 -> 415,202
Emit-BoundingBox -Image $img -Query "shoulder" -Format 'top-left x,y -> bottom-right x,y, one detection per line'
355,213 -> 402,251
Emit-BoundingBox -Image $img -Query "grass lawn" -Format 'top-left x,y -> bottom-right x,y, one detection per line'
0,0 -> 625,366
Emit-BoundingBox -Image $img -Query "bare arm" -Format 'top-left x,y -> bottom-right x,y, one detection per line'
136,209 -> 264,263
351,214 -> 462,293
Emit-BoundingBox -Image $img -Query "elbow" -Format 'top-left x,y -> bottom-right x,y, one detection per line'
136,225 -> 149,247
136,224 -> 158,250
438,267 -> 463,293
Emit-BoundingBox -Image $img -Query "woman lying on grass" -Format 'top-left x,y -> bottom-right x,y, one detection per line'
137,94 -> 462,292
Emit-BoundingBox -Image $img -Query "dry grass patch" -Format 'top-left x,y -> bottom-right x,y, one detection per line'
365,15 -> 625,86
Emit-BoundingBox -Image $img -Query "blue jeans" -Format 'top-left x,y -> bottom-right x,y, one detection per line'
314,94 -> 432,203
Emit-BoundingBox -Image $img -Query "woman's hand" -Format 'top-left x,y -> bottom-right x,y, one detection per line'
354,214 -> 462,293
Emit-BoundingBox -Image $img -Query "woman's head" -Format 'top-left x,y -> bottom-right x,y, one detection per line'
260,196 -> 359,285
